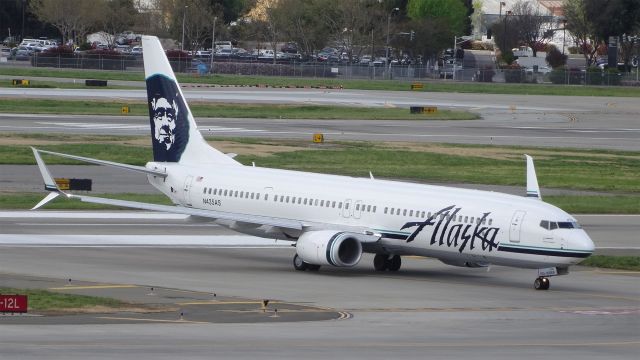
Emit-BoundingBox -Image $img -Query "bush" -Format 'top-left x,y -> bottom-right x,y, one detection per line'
78,42 -> 93,51
545,45 -> 567,68
41,46 -> 74,57
500,49 -> 515,65
549,67 -> 583,85
604,68 -> 622,86
586,66 -> 602,85
503,64 -> 524,83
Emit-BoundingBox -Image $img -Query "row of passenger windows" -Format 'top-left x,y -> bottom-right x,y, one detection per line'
383,207 -> 493,226
201,186 -> 490,225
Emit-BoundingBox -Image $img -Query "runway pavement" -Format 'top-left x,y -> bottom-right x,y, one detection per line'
0,212 -> 638,359
1,87 -> 639,150
1,87 -> 638,358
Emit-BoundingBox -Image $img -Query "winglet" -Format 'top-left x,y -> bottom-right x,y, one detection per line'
524,154 -> 542,200
31,147 -> 67,210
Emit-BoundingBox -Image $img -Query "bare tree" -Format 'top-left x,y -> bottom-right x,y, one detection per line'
183,0 -> 216,53
99,0 -> 138,47
30,0 -> 99,45
509,0 -> 553,57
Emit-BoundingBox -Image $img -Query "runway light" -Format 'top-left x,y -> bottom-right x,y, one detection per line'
180,311 -> 184,321
262,299 -> 269,312
270,308 -> 279,318
147,287 -> 155,296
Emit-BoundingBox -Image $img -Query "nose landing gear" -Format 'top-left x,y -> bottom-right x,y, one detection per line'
534,276 -> 550,290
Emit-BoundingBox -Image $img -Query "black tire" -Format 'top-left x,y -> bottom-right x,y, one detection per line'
373,254 -> 388,271
541,277 -> 550,290
388,255 -> 402,271
293,254 -> 308,271
534,277 -> 549,290
307,264 -> 321,271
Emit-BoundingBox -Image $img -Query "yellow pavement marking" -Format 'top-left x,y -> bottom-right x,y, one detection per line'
49,285 -> 138,290
97,316 -> 209,324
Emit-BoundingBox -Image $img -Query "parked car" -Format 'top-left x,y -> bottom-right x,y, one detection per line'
14,46 -> 31,60
131,46 -> 142,56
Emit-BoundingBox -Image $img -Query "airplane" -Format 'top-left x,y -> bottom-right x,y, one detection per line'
31,36 -> 595,290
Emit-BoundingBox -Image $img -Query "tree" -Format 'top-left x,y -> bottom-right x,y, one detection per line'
407,0 -> 468,36
30,0 -> 100,45
584,0 -> 640,43
509,0 -> 552,57
98,0 -> 138,47
563,0 -> 601,67
490,15 -> 519,59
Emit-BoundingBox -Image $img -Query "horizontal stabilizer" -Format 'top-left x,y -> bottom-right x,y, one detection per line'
33,148 -> 166,178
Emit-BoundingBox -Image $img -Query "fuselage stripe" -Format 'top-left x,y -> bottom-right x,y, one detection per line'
498,245 -> 592,258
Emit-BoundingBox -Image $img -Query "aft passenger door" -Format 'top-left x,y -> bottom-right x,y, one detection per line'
183,175 -> 194,207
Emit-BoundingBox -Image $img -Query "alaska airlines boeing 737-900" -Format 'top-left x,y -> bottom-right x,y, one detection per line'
31,36 -> 594,290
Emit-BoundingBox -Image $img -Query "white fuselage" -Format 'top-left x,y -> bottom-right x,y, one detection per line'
147,162 -> 595,270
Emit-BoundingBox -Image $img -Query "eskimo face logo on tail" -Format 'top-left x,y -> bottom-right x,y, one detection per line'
151,96 -> 177,150
146,75 -> 189,162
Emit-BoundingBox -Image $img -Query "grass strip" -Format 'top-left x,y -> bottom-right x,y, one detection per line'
0,193 -> 173,210
0,98 -> 478,120
0,287 -> 127,311
2,139 -> 639,193
2,67 -> 639,97
579,256 -> 640,271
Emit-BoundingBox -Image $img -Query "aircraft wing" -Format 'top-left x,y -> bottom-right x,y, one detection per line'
31,148 -> 380,240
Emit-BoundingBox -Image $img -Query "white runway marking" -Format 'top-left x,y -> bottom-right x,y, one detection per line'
0,234 -> 289,247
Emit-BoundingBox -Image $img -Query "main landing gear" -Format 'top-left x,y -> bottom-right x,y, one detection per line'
373,254 -> 401,272
293,254 -> 320,271
534,276 -> 550,290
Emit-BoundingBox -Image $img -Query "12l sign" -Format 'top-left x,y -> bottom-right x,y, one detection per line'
0,294 -> 28,313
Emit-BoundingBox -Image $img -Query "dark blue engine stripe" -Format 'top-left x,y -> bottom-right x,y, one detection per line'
381,233 -> 409,240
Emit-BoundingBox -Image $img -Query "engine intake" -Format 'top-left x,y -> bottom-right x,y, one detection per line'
296,230 -> 363,267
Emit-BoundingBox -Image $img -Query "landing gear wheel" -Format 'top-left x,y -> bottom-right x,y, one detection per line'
373,254 -> 388,271
293,254 -> 308,271
388,255 -> 402,271
307,264 -> 321,271
534,277 -> 550,290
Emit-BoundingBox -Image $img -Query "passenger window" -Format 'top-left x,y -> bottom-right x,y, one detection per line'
464,216 -> 468,223
213,189 -> 217,195
321,200 -> 325,207
384,207 -> 388,214
332,201 -> 336,208
367,205 -> 371,212
373,206 -> 377,213
234,191 -> 238,197
203,188 -> 207,194
240,191 -> 244,198
274,195 -> 278,202
298,198 -> 302,204
304,198 -> 308,205
345,203 -> 350,209
409,210 -> 413,217
314,199 -> 319,206
421,211 -> 425,218
355,204 -> 359,211
223,190 -> 228,196
264,194 -> 268,201
338,202 -> 342,209
489,219 -> 493,226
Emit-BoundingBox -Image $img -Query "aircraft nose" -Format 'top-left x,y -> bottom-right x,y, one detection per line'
572,230 -> 595,255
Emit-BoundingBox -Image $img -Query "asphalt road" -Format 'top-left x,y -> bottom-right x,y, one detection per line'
0,212 -> 638,359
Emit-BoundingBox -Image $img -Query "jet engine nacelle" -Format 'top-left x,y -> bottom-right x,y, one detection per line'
296,230 -> 363,267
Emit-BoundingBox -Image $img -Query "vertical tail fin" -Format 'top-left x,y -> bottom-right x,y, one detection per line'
141,36 -> 238,166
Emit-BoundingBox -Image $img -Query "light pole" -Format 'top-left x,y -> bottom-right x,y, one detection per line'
503,10 -> 512,56
385,7 -> 399,67
499,1 -> 505,20
562,18 -> 567,55
210,16 -> 217,74
181,5 -> 188,51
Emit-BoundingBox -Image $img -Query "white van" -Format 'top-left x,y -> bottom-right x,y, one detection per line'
214,41 -> 232,50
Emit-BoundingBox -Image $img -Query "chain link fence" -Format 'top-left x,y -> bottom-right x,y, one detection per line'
18,53 -> 640,86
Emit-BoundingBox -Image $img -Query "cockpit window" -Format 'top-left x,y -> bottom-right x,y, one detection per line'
540,220 -> 581,230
